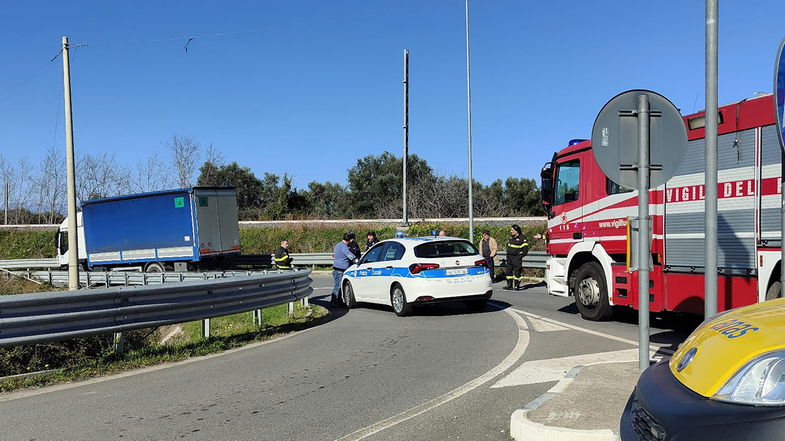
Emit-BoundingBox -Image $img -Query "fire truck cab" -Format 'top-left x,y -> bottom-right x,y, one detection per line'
540,94 -> 782,321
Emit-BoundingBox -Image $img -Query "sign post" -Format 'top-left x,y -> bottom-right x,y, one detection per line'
592,90 -> 688,371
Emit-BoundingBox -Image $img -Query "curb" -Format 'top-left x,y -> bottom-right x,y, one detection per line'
510,409 -> 619,441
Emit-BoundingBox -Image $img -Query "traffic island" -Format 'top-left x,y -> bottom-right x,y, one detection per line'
510,361 -> 640,441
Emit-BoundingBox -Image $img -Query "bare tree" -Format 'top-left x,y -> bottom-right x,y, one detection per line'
131,151 -> 174,193
34,146 -> 66,223
167,136 -> 201,188
76,152 -> 131,202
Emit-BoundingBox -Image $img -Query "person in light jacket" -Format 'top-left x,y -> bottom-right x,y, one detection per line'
479,230 -> 498,281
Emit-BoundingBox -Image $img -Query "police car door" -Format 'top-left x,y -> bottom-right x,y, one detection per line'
375,241 -> 406,301
353,243 -> 388,301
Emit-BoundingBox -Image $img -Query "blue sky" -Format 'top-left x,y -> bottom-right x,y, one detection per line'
2,1 -> 784,190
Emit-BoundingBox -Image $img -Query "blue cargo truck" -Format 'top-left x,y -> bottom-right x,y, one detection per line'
56,187 -> 241,271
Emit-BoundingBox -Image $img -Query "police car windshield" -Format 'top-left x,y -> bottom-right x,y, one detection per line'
414,240 -> 479,258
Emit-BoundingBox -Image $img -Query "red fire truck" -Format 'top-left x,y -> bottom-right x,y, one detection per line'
540,93 -> 782,321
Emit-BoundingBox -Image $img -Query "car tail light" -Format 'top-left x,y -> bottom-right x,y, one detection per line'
474,259 -> 488,267
409,263 -> 440,274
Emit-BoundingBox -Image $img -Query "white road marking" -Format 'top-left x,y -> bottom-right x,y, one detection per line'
509,307 -> 675,355
527,316 -> 569,332
492,349 -> 639,388
334,306 -> 530,441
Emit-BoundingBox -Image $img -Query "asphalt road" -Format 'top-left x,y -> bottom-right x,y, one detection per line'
0,273 -> 698,441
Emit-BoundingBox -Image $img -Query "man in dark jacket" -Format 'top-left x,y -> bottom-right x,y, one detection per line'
504,224 -> 529,291
274,240 -> 293,270
347,232 -> 361,260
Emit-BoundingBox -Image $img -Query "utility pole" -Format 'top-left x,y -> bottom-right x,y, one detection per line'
3,179 -> 8,225
403,49 -> 409,226
465,0 -> 475,242
62,36 -> 79,291
704,0 -> 718,316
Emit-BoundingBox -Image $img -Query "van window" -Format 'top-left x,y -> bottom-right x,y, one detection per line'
554,159 -> 580,205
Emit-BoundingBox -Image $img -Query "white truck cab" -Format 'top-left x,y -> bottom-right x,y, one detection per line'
56,212 -> 86,269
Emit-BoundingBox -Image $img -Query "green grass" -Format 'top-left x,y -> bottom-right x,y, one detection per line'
0,230 -> 57,260
0,303 -> 327,393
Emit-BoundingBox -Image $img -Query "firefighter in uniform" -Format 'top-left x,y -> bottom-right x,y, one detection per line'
274,240 -> 293,270
504,224 -> 529,291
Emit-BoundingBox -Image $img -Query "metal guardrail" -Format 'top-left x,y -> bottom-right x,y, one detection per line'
279,251 -> 548,269
0,269 -> 313,347
0,251 -> 547,274
0,258 -> 60,270
8,269 -> 276,288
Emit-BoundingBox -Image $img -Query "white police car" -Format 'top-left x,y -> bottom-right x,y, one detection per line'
340,237 -> 493,316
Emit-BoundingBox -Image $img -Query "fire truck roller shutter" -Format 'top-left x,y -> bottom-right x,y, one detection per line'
665,130 -> 756,272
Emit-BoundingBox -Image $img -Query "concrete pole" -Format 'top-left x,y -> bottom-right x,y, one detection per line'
3,179 -> 8,225
465,0 -> 475,242
637,94 -> 651,371
403,49 -> 409,226
704,0 -> 718,316
62,36 -> 79,291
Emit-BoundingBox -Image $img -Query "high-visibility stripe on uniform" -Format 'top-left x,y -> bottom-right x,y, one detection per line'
274,256 -> 289,262
508,243 -> 528,248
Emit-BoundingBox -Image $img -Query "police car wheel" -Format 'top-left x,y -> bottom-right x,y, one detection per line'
573,262 -> 613,321
391,284 -> 411,317
342,280 -> 357,309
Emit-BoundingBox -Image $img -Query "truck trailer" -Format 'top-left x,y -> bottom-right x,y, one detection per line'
56,187 -> 241,272
540,93 -> 782,321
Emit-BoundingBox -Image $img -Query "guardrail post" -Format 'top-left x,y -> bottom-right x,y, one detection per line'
142,272 -> 147,286
252,309 -> 263,327
300,296 -> 309,308
124,272 -> 129,286
288,302 -> 294,316
113,332 -> 125,354
105,272 -> 110,287
201,319 -> 210,338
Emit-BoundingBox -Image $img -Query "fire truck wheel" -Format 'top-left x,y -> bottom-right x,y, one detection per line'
766,281 -> 782,300
573,262 -> 613,321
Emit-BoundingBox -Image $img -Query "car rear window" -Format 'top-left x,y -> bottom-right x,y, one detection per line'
413,240 -> 479,258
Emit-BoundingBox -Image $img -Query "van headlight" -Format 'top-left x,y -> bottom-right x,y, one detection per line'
713,350 -> 785,406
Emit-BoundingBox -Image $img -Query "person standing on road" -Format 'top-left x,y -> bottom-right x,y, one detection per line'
332,232 -> 359,305
504,224 -> 529,291
365,231 -> 380,251
480,230 -> 498,282
274,240 -> 293,270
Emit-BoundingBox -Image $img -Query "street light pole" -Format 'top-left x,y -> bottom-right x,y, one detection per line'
62,36 -> 79,291
403,49 -> 409,226
465,0 -> 475,242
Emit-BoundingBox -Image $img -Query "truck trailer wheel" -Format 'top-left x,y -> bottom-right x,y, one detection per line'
145,262 -> 165,273
573,262 -> 613,321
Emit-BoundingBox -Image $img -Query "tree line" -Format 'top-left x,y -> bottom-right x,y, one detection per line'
0,136 -> 544,223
